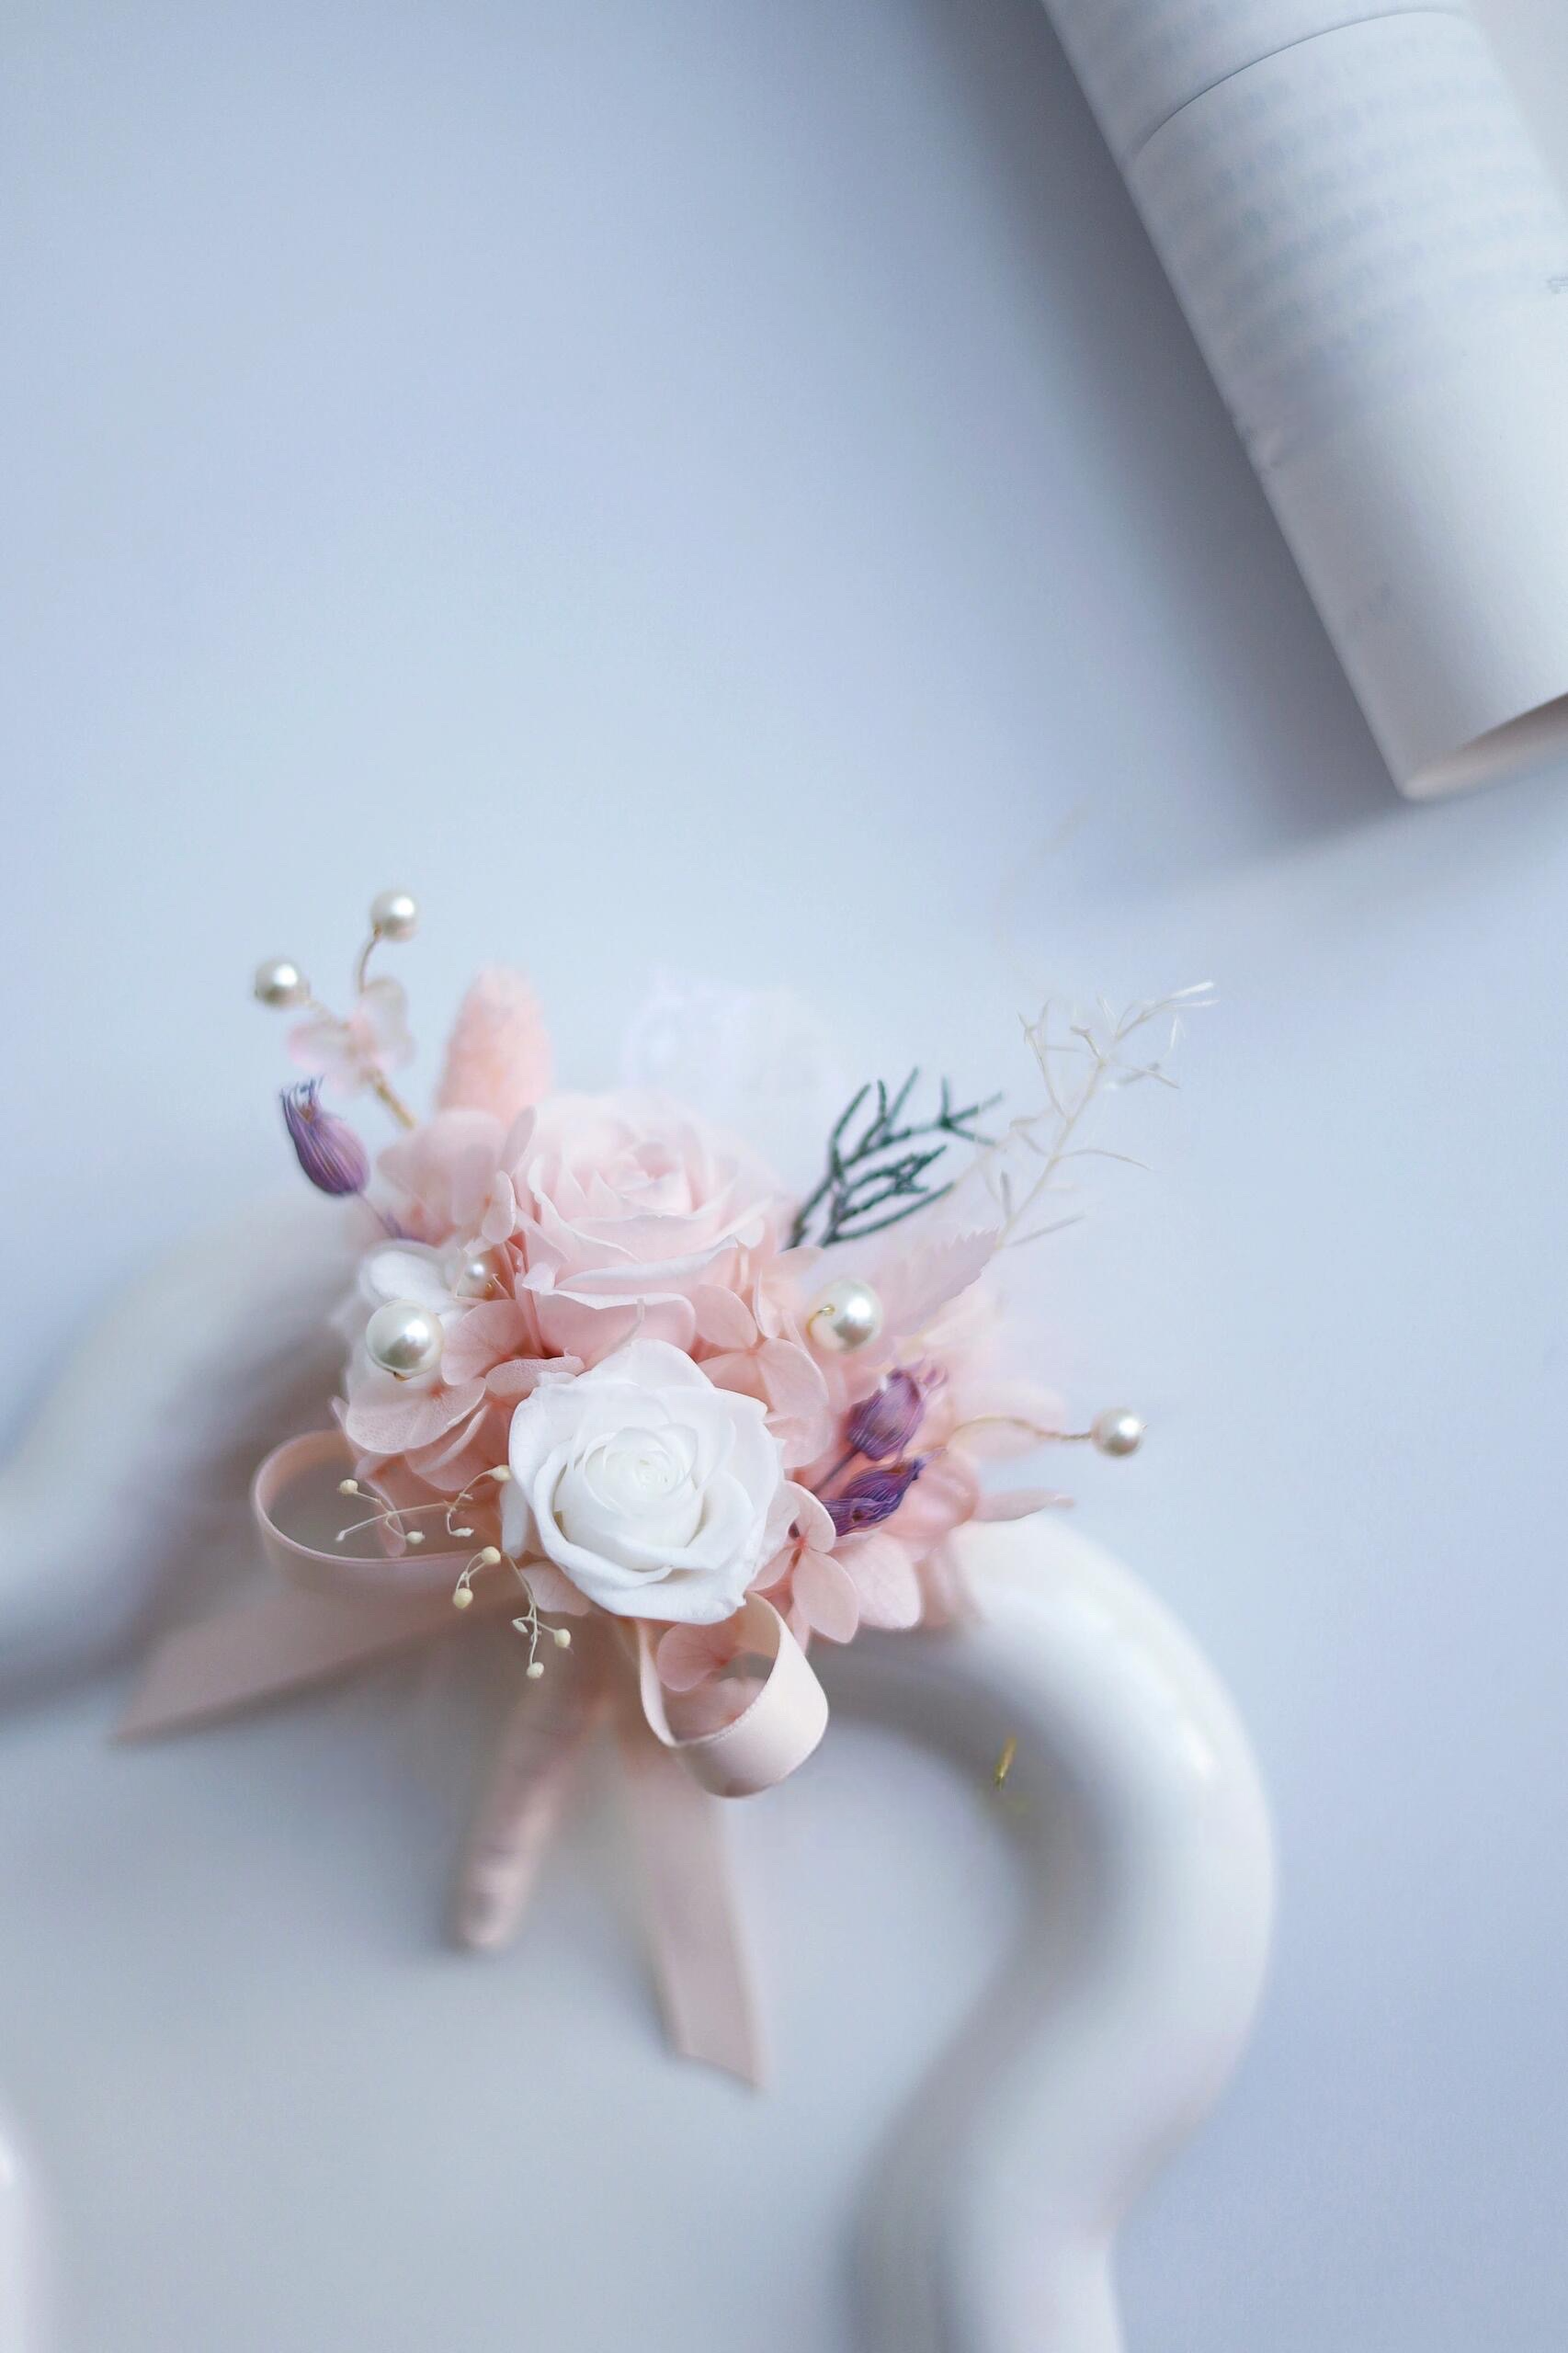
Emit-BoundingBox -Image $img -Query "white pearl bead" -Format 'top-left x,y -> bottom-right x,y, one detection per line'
253,958 -> 310,1009
807,1277 -> 884,1354
447,1243 -> 506,1299
1091,1407 -> 1144,1459
369,889 -> 419,942
364,1298 -> 444,1380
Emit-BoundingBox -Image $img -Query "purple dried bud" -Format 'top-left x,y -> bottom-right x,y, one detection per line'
846,1369 -> 928,1462
825,1457 -> 926,1539
280,1080 -> 369,1196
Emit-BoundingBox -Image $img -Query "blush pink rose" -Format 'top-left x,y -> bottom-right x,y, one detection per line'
509,1093 -> 785,1363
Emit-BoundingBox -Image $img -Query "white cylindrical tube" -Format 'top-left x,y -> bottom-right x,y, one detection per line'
1042,0 -> 1568,797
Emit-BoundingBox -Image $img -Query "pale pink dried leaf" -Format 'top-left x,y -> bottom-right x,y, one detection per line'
873,1224 -> 998,1338
971,1486 -> 1070,1521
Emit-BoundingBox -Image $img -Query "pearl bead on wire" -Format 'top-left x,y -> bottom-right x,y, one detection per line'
369,889 -> 419,942
253,958 -> 311,1009
1090,1408 -> 1145,1458
364,1299 -> 444,1380
448,1243 -> 506,1300
806,1277 -> 884,1355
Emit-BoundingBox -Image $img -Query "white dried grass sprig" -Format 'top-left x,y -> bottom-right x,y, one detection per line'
981,984 -> 1214,1249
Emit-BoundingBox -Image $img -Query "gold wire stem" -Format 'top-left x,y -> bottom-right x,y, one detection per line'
369,1070 -> 417,1130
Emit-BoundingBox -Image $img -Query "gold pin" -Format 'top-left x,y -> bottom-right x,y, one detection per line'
993,1734 -> 1017,1790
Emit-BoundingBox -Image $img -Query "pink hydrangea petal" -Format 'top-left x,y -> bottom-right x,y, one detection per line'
360,1243 -> 452,1311
839,1531 -> 923,1630
342,1375 -> 485,1456
532,1290 -> 674,1365
379,1110 -> 506,1238
888,1449 -> 981,1551
483,1354 -> 582,1403
404,1404 -> 506,1488
690,1285 -> 757,1350
756,1338 -> 829,1423
752,1542 -> 795,1597
793,1549 -> 860,1643
522,1561 -> 593,1617
786,1482 -> 836,1553
441,1301 -> 534,1382
479,1174 -> 518,1245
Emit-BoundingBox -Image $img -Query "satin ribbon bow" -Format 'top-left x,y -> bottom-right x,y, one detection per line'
120,1430 -> 829,2086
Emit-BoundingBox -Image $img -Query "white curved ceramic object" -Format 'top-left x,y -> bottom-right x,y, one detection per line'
846,1525 -> 1273,2350
0,2113 -> 47,2353
0,1200 -> 1272,2352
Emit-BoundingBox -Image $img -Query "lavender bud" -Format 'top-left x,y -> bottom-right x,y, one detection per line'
825,1458 -> 926,1539
280,1080 -> 369,1196
846,1369 -> 927,1462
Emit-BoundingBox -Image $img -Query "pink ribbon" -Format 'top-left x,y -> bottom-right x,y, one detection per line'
119,1430 -> 829,2086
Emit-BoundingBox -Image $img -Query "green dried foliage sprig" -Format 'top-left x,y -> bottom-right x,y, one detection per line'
788,1071 -> 1001,1248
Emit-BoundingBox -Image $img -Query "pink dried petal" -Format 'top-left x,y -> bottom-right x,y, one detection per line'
888,1449 -> 980,1551
786,1481 -> 836,1554
379,1110 -> 506,1240
839,1531 -> 923,1630
483,1354 -> 582,1404
286,1012 -> 363,1091
793,1549 -> 860,1643
917,1539 -> 974,1627
441,1301 -> 535,1382
479,1173 -> 518,1245
522,1561 -> 593,1616
690,1285 -> 757,1350
753,1542 -> 795,1597
756,1338 -> 829,1423
357,976 -> 415,1069
342,1376 -> 486,1456
404,1407 -> 506,1490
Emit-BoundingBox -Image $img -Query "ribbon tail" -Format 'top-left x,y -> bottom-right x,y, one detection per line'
118,1587 -> 463,1740
616,1712 -> 765,2088
453,1660 -> 608,1952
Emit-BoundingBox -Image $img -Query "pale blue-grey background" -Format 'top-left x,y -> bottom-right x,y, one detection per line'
2,1 -> 1566,2345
